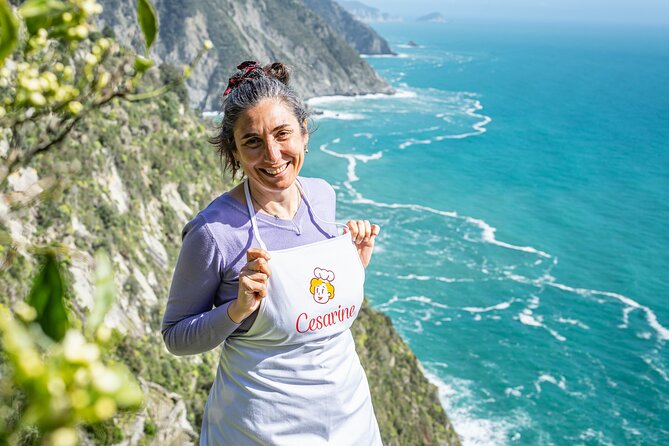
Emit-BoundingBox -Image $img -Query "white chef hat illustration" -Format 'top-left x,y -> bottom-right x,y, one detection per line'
313,267 -> 335,282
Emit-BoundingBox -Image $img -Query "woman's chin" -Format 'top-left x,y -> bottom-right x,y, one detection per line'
254,168 -> 297,190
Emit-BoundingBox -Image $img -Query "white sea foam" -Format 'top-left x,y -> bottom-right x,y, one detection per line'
361,53 -> 411,59
621,419 -> 642,438
618,307 -> 635,329
533,373 -> 588,400
307,89 -> 416,106
505,386 -> 524,397
643,353 -> 669,382
556,317 -> 590,330
377,295 -> 400,310
433,100 -> 493,140
399,138 -> 432,149
519,311 -> 543,328
396,273 -> 472,283
546,282 -> 669,341
462,299 -> 515,313
465,215 -> 551,258
527,295 -> 540,310
353,132 -> 374,139
406,295 -> 435,304
576,428 -> 615,446
422,371 -> 529,446
319,143 -> 382,183
312,110 -> 366,121
397,273 -> 432,281
518,309 -> 566,342
383,294 -> 450,310
534,374 -> 567,393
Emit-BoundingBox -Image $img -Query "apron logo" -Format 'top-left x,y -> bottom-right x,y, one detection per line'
310,267 -> 335,305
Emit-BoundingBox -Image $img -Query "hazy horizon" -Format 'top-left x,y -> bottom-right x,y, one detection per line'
347,0 -> 669,25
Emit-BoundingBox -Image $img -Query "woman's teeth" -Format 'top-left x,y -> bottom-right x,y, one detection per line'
264,164 -> 288,175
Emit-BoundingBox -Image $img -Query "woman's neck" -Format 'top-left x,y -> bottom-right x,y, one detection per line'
248,181 -> 301,220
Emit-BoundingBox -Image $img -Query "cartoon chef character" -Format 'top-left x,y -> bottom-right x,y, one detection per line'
310,267 -> 335,304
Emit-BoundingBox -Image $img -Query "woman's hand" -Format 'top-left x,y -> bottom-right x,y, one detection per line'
344,220 -> 380,269
228,248 -> 272,323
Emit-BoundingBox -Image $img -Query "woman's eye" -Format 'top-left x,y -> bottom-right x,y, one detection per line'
277,130 -> 291,139
244,137 -> 261,147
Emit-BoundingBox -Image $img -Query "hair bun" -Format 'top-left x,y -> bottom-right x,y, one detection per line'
263,62 -> 290,86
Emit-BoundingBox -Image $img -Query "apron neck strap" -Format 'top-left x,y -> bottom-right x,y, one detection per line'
243,179 -> 268,251
244,178 -> 345,247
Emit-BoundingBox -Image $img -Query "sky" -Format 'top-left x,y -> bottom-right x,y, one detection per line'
353,0 -> 669,25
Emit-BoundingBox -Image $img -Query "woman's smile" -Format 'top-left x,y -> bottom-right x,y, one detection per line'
260,162 -> 290,176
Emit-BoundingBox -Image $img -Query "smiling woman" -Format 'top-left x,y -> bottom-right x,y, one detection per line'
161,61 -> 382,445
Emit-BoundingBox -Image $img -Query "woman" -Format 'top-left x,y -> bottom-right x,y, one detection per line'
162,61 -> 383,445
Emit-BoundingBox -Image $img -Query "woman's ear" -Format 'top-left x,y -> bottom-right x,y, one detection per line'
303,120 -> 309,146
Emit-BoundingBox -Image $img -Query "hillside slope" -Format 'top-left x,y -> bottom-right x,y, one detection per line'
98,0 -> 393,110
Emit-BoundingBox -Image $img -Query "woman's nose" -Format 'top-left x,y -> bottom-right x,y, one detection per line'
264,139 -> 281,162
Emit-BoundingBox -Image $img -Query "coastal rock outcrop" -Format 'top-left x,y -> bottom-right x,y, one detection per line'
303,0 -> 395,55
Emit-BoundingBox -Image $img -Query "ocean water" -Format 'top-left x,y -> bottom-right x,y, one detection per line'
300,20 -> 669,445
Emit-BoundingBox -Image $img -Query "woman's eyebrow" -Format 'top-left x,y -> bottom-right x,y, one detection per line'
240,124 -> 291,140
272,124 -> 292,132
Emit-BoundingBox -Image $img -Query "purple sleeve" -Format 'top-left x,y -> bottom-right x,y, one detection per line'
161,215 -> 242,356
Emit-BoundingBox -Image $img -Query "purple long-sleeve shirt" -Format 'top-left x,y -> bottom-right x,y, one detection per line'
161,177 -> 338,356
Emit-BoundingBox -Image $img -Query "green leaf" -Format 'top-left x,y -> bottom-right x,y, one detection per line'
0,0 -> 19,65
88,249 -> 116,333
136,0 -> 157,51
27,251 -> 69,342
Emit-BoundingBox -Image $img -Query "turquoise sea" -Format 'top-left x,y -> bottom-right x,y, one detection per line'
300,20 -> 669,445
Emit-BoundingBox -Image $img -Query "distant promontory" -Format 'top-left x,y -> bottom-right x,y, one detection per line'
417,12 -> 447,23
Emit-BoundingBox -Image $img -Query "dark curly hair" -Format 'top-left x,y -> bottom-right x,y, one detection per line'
210,62 -> 310,178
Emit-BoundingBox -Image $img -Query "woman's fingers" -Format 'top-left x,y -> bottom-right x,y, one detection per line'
363,220 -> 371,242
241,271 -> 268,283
244,256 -> 272,276
240,275 -> 267,298
247,247 -> 271,262
346,220 -> 378,244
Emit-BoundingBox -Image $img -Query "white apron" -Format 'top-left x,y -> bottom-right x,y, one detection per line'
200,180 -> 382,446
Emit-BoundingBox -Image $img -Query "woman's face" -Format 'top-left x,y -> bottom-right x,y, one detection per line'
233,98 -> 308,195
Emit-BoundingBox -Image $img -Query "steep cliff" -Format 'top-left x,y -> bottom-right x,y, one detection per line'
97,0 -> 392,110
1,78 -> 460,444
303,0 -> 394,55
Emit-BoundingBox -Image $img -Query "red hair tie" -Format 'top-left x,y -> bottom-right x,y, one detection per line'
223,61 -> 263,96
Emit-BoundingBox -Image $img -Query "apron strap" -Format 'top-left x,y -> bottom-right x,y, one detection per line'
244,178 -> 347,248
295,179 -> 348,232
244,179 -> 268,251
